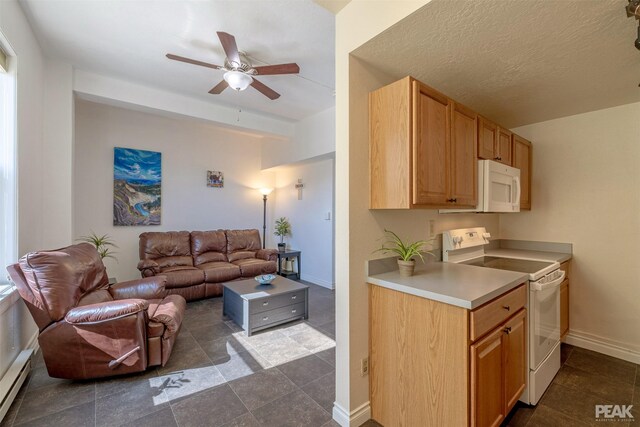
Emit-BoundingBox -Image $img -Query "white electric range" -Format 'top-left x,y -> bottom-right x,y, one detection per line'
442,227 -> 566,405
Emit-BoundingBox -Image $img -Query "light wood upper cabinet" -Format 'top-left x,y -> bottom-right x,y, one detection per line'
512,134 -> 532,210
413,83 -> 449,205
369,77 -> 477,209
478,117 -> 498,161
450,102 -> 478,206
478,116 -> 512,166
497,128 -> 513,165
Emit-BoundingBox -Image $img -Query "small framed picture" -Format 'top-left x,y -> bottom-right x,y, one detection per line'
207,171 -> 224,188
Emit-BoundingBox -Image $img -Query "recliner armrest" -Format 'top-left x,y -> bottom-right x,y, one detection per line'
109,276 -> 167,300
256,249 -> 278,262
65,299 -> 149,325
137,259 -> 160,277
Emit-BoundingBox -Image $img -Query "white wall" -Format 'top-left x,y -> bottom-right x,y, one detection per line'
74,99 -> 275,282
74,70 -> 294,139
262,106 -> 336,169
42,60 -> 74,248
500,102 -> 640,359
272,157 -> 335,288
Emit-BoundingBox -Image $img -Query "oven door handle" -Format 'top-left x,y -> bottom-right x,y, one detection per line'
531,270 -> 566,291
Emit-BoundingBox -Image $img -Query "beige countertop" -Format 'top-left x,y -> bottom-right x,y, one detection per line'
367,262 -> 529,309
485,248 -> 571,263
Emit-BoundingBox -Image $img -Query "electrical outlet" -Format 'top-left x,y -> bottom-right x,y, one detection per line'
361,357 -> 369,376
428,220 -> 435,238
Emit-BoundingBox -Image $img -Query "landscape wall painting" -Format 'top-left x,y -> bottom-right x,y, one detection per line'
113,147 -> 161,226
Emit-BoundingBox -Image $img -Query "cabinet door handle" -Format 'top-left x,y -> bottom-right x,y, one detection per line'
447,198 -> 458,203
504,326 -> 512,334
503,305 -> 510,311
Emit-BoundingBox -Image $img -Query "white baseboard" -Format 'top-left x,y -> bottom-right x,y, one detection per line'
332,401 -> 371,427
300,273 -> 334,290
564,330 -> 640,364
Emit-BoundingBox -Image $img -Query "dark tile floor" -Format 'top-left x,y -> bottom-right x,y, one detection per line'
503,343 -> 638,426
2,280 -> 636,427
1,281 -> 343,427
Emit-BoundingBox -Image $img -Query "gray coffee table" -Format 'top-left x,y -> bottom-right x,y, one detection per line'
223,276 -> 309,336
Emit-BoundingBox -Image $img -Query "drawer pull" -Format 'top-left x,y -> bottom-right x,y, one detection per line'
503,305 -> 510,311
263,302 -> 269,306
291,309 -> 297,313
504,326 -> 512,334
291,295 -> 297,300
262,316 -> 269,321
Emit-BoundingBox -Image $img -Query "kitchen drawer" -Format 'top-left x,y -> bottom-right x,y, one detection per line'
251,302 -> 306,329
249,290 -> 306,314
470,284 -> 526,342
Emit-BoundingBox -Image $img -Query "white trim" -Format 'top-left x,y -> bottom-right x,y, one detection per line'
332,401 -> 371,427
301,273 -> 334,289
564,330 -> 640,364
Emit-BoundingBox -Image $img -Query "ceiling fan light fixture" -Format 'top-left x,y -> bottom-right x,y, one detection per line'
223,70 -> 253,91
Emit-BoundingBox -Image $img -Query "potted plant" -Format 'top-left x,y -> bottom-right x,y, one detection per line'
78,232 -> 118,261
274,217 -> 292,252
374,229 -> 435,277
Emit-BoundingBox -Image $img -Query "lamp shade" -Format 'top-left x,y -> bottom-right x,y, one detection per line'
259,188 -> 273,196
223,71 -> 253,91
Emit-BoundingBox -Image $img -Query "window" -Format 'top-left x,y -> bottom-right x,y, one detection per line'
0,42 -> 16,286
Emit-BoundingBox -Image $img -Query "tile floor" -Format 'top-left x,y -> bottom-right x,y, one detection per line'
2,280 -> 637,427
1,281 -> 347,427
504,343 -> 638,426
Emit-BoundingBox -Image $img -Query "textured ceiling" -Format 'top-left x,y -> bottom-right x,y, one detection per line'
353,0 -> 640,128
20,0 -> 335,121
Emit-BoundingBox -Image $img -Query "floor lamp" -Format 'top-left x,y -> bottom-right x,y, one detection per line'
259,188 -> 273,249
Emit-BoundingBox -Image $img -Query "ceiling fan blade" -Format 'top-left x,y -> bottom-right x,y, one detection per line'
254,63 -> 300,75
217,32 -> 240,65
250,78 -> 280,100
166,54 -> 221,69
208,80 -> 229,94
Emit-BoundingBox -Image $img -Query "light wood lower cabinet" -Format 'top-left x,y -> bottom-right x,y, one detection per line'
560,260 -> 571,338
370,283 -> 527,427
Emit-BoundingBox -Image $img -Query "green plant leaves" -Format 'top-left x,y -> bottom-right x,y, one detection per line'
373,229 -> 437,262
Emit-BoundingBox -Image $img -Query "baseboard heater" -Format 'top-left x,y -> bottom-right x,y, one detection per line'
0,350 -> 33,422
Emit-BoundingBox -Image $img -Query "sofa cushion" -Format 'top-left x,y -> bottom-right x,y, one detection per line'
232,259 -> 277,277
155,256 -> 194,270
197,262 -> 241,283
226,229 -> 262,262
139,231 -> 193,269
191,230 -> 228,265
160,267 -> 205,288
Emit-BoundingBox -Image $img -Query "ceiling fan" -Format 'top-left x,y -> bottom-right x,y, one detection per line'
166,32 -> 300,100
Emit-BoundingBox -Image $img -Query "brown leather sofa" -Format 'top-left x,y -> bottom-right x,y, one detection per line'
137,229 -> 278,301
7,243 -> 186,380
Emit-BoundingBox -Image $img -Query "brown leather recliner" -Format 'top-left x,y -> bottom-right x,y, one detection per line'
7,243 -> 186,380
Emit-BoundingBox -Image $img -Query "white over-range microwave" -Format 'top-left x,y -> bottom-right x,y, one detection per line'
441,160 -> 521,213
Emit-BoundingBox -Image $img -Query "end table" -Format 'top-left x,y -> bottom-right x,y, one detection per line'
276,250 -> 301,280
